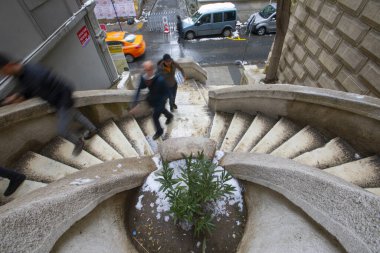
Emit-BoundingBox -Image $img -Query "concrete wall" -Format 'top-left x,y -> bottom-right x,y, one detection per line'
278,0 -> 380,98
0,0 -> 116,96
41,20 -> 110,90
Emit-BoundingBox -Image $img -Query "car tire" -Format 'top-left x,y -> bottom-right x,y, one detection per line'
186,31 -> 195,40
222,28 -> 232,37
257,27 -> 266,36
125,54 -> 134,63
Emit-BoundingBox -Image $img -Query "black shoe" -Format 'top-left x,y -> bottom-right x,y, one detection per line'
72,139 -> 84,156
173,104 -> 178,109
84,128 -> 98,140
165,115 -> 174,125
153,131 -> 163,140
4,174 -> 26,197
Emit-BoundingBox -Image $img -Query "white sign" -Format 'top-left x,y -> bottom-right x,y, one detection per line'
94,0 -> 136,19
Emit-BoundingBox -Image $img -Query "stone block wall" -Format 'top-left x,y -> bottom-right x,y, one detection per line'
278,0 -> 380,98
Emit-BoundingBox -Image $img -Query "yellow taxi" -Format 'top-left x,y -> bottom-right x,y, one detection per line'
105,31 -> 146,62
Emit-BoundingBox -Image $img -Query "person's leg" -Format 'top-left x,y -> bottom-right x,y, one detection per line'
152,106 -> 164,139
57,107 -> 84,155
168,86 -> 175,111
72,109 -> 98,139
162,108 -> 174,124
0,167 -> 26,196
172,83 -> 178,109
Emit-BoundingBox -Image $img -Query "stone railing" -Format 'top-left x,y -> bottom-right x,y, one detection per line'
0,90 -> 147,166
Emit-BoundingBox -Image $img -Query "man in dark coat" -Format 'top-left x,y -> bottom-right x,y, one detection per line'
0,53 -> 98,156
130,60 -> 173,140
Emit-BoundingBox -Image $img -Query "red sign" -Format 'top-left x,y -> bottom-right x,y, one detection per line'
100,24 -> 107,31
77,26 -> 90,47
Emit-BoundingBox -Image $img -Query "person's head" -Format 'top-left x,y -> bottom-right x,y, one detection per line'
0,54 -> 22,76
142,60 -> 155,80
163,54 -> 172,65
176,15 -> 181,21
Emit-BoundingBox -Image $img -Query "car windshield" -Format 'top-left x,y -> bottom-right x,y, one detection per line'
123,34 -> 136,43
259,5 -> 275,19
191,11 -> 202,23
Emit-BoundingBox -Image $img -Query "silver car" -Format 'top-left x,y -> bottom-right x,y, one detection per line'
247,3 -> 277,36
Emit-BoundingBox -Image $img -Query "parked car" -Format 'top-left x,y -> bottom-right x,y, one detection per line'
182,2 -> 237,40
247,3 -> 277,36
105,31 -> 146,62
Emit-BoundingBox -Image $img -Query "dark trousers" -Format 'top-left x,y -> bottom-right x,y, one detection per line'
0,167 -> 22,181
152,104 -> 173,134
168,83 -> 178,109
57,107 -> 97,145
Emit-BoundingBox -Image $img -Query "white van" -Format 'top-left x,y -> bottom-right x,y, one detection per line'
182,3 -> 237,40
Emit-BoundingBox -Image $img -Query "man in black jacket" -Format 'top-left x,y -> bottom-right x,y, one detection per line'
0,54 -> 98,156
130,60 -> 173,140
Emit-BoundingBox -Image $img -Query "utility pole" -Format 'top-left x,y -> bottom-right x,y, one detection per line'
110,0 -> 123,31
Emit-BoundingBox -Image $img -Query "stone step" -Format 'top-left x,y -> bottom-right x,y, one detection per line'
324,156 -> 380,188
220,112 -> 254,152
98,120 -> 139,158
193,80 -> 209,104
14,151 -> 78,183
209,111 -> 233,149
118,117 -> 154,156
365,188 -> 380,196
136,116 -> 161,153
84,135 -> 123,161
0,178 -> 46,204
234,113 -> 276,152
294,138 -> 358,169
164,104 -> 212,139
40,137 -> 102,170
251,117 -> 300,154
271,125 -> 327,159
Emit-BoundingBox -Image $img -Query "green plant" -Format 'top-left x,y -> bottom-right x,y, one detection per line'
156,152 -> 235,237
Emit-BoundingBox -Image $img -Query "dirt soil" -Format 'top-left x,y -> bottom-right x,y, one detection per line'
126,189 -> 247,252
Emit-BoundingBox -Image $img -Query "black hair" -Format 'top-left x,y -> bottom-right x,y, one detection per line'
163,54 -> 172,61
0,53 -> 11,68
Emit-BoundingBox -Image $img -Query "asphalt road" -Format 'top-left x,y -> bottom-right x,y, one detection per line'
126,0 -> 275,72
128,30 -> 275,70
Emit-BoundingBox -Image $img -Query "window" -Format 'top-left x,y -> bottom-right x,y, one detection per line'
259,5 -> 276,19
213,13 -> 223,23
106,41 -> 123,46
224,11 -> 236,21
199,14 -> 211,24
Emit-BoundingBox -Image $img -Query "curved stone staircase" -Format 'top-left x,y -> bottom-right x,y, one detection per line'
0,62 -> 379,253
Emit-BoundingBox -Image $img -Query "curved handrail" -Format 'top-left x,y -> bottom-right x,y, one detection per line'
209,84 -> 380,154
221,152 -> 380,253
0,157 -> 156,253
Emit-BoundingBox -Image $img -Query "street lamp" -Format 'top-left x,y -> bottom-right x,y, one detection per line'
110,0 -> 123,31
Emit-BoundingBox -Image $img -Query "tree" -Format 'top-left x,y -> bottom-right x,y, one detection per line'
264,0 -> 291,83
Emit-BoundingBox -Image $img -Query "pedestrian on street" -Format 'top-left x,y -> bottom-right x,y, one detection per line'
0,167 -> 26,197
176,15 -> 183,44
130,60 -> 173,140
0,53 -> 98,156
157,54 -> 185,112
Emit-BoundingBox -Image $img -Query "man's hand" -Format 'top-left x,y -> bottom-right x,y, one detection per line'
129,105 -> 138,116
1,93 -> 25,106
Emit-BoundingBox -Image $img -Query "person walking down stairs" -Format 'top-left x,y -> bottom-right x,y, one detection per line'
157,54 -> 185,112
130,61 -> 173,140
0,167 -> 26,197
0,53 -> 98,156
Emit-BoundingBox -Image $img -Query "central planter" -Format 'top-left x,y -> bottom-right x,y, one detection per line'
126,137 -> 247,252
